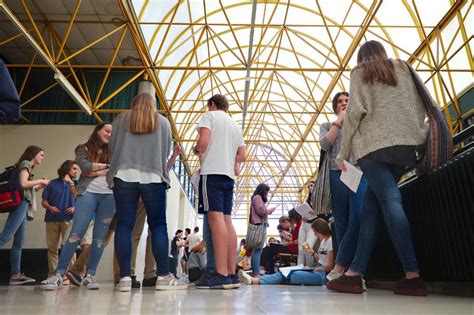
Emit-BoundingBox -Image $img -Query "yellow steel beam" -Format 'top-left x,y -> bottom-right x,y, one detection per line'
274,0 -> 382,194
55,0 -> 81,63
57,24 -> 127,66
95,69 -> 146,110
93,27 -> 129,107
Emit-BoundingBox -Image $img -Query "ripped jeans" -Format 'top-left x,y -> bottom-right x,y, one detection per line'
55,192 -> 116,276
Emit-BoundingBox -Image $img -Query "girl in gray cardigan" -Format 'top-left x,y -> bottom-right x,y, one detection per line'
328,40 -> 429,296
108,93 -> 183,292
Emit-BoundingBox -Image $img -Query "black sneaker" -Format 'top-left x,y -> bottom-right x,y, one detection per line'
195,273 -> 211,289
131,275 -> 141,289
142,276 -> 157,287
228,274 -> 240,289
66,271 -> 82,287
204,273 -> 233,290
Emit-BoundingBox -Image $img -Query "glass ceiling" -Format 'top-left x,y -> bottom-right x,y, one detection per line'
130,0 -> 472,234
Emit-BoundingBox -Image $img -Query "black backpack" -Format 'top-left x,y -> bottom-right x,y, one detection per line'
0,166 -> 22,213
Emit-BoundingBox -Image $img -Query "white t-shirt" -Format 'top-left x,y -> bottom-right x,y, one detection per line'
86,176 -> 113,194
317,237 -> 333,267
116,169 -> 162,184
197,111 -> 245,180
187,232 -> 202,251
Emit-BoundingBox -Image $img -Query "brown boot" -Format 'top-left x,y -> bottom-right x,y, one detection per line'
327,274 -> 364,294
393,277 -> 428,296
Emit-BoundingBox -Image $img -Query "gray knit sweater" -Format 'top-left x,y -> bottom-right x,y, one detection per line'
107,111 -> 173,189
337,59 -> 429,164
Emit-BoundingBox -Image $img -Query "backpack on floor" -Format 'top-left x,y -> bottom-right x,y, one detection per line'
0,166 -> 22,213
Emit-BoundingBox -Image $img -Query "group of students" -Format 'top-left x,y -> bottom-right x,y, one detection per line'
1,40 -> 434,296
238,40 -> 432,297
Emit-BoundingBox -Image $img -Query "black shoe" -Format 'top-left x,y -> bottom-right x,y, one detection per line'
228,274 -> 240,289
393,277 -> 428,296
66,271 -> 82,287
142,276 -> 157,287
131,275 -> 141,289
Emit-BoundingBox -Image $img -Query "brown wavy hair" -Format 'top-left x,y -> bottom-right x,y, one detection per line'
15,145 -> 43,168
83,123 -> 111,163
356,40 -> 397,86
57,160 -> 78,179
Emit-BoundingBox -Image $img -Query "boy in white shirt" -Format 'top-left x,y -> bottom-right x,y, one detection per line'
194,94 -> 246,289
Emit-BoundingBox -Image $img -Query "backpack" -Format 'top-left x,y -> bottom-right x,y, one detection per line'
0,166 -> 22,213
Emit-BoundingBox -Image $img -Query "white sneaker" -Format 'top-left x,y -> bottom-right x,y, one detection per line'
326,270 -> 343,281
81,274 -> 99,290
238,269 -> 252,285
41,274 -> 63,291
155,274 -> 188,290
362,278 -> 368,291
116,277 -> 132,292
9,273 -> 36,285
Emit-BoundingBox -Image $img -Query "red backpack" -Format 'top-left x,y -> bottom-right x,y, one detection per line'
0,166 -> 22,213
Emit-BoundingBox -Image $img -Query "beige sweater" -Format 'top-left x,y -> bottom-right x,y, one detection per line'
337,59 -> 429,164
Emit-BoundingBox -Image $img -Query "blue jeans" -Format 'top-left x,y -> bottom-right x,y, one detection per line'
203,213 -> 215,274
330,170 -> 367,268
170,254 -> 179,276
56,192 -> 115,276
260,267 -> 327,285
113,178 -> 169,277
0,200 -> 28,275
350,158 -> 419,274
251,247 -> 263,276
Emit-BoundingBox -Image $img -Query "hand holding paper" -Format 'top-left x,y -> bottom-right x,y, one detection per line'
340,160 -> 363,193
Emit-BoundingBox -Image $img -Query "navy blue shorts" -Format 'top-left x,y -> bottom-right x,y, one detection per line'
198,174 -> 234,215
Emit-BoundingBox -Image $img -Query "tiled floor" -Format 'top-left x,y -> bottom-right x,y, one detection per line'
0,284 -> 472,315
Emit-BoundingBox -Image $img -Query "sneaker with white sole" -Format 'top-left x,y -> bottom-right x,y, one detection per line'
238,269 -> 252,285
326,270 -> 343,282
81,274 -> 99,290
9,273 -> 36,285
155,274 -> 188,290
41,274 -> 63,291
116,277 -> 132,292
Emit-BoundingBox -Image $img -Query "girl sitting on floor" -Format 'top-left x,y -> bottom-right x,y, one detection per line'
238,219 -> 334,286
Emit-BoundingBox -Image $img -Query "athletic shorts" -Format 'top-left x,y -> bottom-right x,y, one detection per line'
198,174 -> 234,215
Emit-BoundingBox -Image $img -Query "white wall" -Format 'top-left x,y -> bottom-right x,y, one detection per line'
0,125 -> 197,281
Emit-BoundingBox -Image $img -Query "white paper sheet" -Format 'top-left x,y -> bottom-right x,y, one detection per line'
279,264 -> 305,278
294,203 -> 317,220
340,160 -> 363,193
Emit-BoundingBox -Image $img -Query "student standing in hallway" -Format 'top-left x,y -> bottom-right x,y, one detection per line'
194,94 -> 246,289
107,93 -> 183,291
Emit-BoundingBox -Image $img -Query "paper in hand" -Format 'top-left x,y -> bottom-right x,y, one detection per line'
294,203 -> 317,220
340,160 -> 363,193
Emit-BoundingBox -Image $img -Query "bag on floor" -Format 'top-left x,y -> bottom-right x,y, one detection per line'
405,62 -> 453,175
0,59 -> 21,124
0,166 -> 22,213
